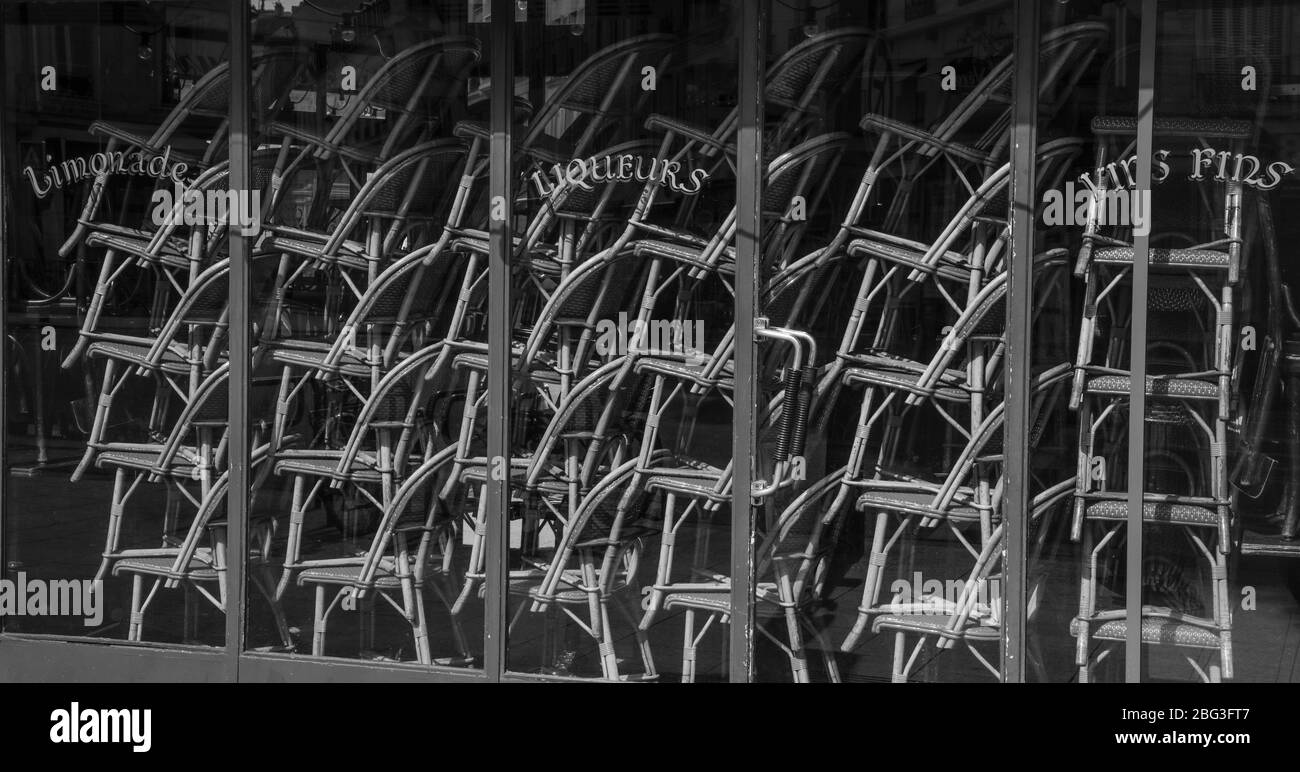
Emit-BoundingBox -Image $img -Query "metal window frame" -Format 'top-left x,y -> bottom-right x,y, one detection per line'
1125,0 -> 1157,684
1001,0 -> 1040,684
0,0 -> 1089,685
730,0 -> 764,685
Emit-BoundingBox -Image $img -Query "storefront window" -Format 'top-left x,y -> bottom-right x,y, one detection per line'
500,1 -> 737,681
3,0 -> 232,644
3,0 -> 1298,684
762,0 -> 1031,683
245,0 -> 486,666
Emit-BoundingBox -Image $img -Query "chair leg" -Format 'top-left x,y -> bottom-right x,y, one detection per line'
614,590 -> 655,678
128,575 -> 146,641
782,607 -> 809,683
800,612 -> 841,683
409,587 -> 432,666
312,585 -> 329,657
891,631 -> 908,683
843,510 -> 892,652
96,469 -> 135,584
251,565 -> 294,650
681,609 -> 697,684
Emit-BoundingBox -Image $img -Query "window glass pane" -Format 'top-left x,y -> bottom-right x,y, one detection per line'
246,0 -> 486,667
499,1 -> 738,681
759,0 -> 1034,683
2,1 -> 230,644
1135,0 -> 1296,683
1032,1 -> 1137,682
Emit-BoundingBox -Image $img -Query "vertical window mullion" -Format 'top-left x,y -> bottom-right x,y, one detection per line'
226,0 -> 251,682
730,0 -> 764,684
1002,0 -> 1041,684
1125,0 -> 1158,683
484,0 -> 515,683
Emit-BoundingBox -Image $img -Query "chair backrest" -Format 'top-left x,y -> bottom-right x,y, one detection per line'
938,21 -> 1109,159
520,34 -> 677,160
353,442 -> 459,591
760,132 -> 853,274
320,36 -> 483,162
322,138 -> 470,257
331,342 -> 447,480
764,27 -> 880,153
517,243 -> 656,378
135,362 -> 230,476
144,257 -> 232,370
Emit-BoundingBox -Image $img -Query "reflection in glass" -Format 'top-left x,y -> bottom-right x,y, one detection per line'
3,1 -> 233,644
246,1 -> 486,664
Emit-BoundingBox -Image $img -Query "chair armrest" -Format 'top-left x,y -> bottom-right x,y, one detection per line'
859,114 -> 990,166
645,114 -> 730,152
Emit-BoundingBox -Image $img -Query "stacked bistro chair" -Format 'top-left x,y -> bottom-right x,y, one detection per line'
851,22 -> 1107,239
270,343 -> 472,664
520,134 -> 850,681
255,140 -> 482,448
811,138 -> 1084,427
293,443 -> 464,665
627,264 -> 854,683
872,477 -> 1077,682
408,33 -> 678,268
852,364 -> 1072,680
446,32 -> 681,276
261,37 -> 482,221
644,27 -> 878,177
1069,117 -> 1254,683
835,255 -> 1072,656
91,363 -> 231,586
58,49 -> 308,261
805,141 -> 1082,548
112,453 -> 290,647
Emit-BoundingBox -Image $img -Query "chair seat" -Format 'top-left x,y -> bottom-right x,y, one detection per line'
452,347 -> 564,381
1093,246 -> 1230,270
846,237 -> 973,282
664,591 -> 732,615
1084,499 -> 1220,527
86,231 -> 192,269
644,469 -> 728,501
273,450 -> 387,482
855,487 -> 981,521
268,344 -> 377,377
265,235 -> 371,271
87,340 -> 214,374
634,356 -> 734,388
96,446 -> 204,478
519,575 -> 633,605
1070,614 -> 1223,649
296,558 -> 411,588
1090,115 -> 1254,140
659,583 -> 790,616
632,239 -> 735,274
113,553 -> 221,581
840,360 -> 969,401
1084,373 -> 1219,400
871,613 -> 1002,641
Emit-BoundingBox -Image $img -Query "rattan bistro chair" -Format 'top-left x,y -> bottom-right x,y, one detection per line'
271,343 -> 449,603
263,37 -> 481,216
71,257 -> 232,483
92,363 -> 232,586
295,443 -> 465,665
839,362 -> 1073,654
871,478 -> 1075,682
112,456 -> 292,648
854,22 -> 1107,235
58,50 -> 307,259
